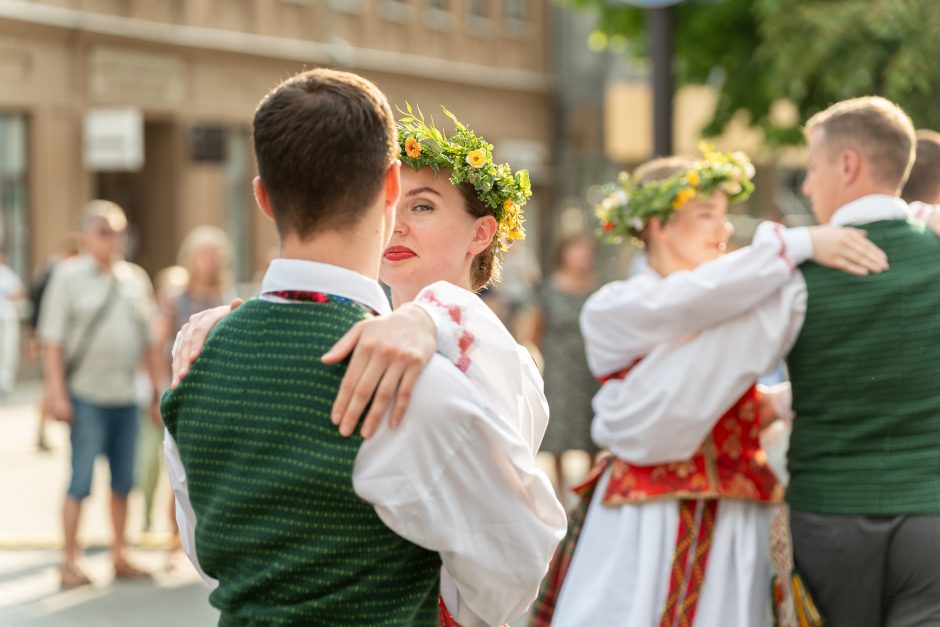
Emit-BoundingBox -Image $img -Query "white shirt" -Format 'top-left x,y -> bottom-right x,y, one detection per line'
164,259 -> 566,627
580,195 -> 912,465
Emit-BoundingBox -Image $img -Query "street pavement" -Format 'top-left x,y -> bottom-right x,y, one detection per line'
0,381 -> 218,627
0,379 -> 584,626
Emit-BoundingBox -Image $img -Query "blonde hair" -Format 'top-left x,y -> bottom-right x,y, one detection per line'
805,96 -> 916,191
154,264 -> 190,309
176,226 -> 234,291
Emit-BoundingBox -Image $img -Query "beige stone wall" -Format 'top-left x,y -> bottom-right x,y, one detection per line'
0,0 -> 553,279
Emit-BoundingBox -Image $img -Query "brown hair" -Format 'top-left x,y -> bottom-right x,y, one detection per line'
901,130 -> 940,203
804,96 -> 916,192
553,233 -> 595,271
252,69 -> 397,239
456,182 -> 502,291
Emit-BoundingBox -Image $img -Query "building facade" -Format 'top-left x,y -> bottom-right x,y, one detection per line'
0,0 -> 552,282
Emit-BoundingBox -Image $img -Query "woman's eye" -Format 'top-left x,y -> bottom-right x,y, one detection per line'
413,203 -> 434,213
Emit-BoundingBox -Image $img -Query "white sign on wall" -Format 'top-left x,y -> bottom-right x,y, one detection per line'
83,107 -> 144,172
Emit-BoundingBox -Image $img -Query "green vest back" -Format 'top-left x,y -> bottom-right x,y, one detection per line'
787,219 -> 940,515
161,298 -> 441,626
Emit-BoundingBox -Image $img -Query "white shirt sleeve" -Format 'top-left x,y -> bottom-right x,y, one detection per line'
163,428 -> 219,589
591,273 -> 807,465
413,280 -> 549,454
353,356 -> 567,627
580,223 -> 812,376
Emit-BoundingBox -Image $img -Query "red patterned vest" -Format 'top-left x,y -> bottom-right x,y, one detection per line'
595,368 -> 783,505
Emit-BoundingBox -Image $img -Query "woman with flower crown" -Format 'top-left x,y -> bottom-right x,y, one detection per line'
530,149 -> 891,627
170,106 -> 561,626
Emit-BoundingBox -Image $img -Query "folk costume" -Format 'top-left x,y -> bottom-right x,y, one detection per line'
539,189 -> 940,625
163,260 -> 565,627
534,149 -> 810,626
164,107 -> 565,627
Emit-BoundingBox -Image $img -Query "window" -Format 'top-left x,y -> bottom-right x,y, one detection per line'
425,0 -> 453,29
503,0 -> 526,21
380,0 -> 412,23
0,114 -> 28,279
468,0 -> 487,17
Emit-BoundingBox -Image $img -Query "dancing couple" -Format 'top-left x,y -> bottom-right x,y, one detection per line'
162,69 -> 566,626
535,96 -> 940,627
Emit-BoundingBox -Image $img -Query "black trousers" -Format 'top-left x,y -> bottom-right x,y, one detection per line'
790,509 -> 940,627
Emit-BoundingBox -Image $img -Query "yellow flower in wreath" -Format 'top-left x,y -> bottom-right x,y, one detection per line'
686,170 -> 700,187
673,187 -> 697,210
405,137 -> 422,159
502,199 -> 516,214
466,149 -> 487,169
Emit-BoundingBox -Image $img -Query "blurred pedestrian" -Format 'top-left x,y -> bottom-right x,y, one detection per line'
137,264 -> 187,536
37,200 -> 163,588
0,251 -> 23,398
141,227 -> 234,566
530,234 -> 599,494
902,129 -> 940,205
27,233 -> 80,451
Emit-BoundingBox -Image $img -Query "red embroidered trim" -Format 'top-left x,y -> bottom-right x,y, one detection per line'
772,224 -> 794,272
439,595 -> 461,627
659,499 -> 719,627
263,290 -> 379,315
598,358 -> 641,384
418,289 -> 474,372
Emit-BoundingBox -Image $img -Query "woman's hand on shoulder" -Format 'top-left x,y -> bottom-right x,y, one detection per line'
170,299 -> 242,388
322,303 -> 436,439
807,226 -> 888,276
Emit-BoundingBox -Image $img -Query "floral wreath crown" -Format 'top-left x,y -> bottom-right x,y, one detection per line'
397,104 -> 531,250
595,143 -> 756,242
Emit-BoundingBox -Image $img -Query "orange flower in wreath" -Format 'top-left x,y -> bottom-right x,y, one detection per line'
405,137 -> 422,159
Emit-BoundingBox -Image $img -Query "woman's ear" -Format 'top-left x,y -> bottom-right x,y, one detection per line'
468,215 -> 499,255
646,217 -> 665,242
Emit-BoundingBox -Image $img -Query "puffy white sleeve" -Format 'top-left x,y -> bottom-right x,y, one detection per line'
163,429 -> 219,589
591,273 -> 807,465
580,223 -> 812,377
353,357 -> 566,627
412,280 -> 548,453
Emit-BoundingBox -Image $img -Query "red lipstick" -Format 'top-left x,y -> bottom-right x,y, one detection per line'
384,246 -> 417,261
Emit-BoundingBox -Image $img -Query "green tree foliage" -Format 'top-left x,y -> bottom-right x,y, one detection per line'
568,0 -> 940,144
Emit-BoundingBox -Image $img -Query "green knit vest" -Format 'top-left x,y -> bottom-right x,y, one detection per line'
787,219 -> 940,515
161,298 -> 441,626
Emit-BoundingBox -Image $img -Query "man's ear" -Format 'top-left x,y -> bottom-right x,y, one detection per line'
469,215 -> 498,255
841,148 -> 863,186
385,160 -> 402,209
253,176 -> 275,222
